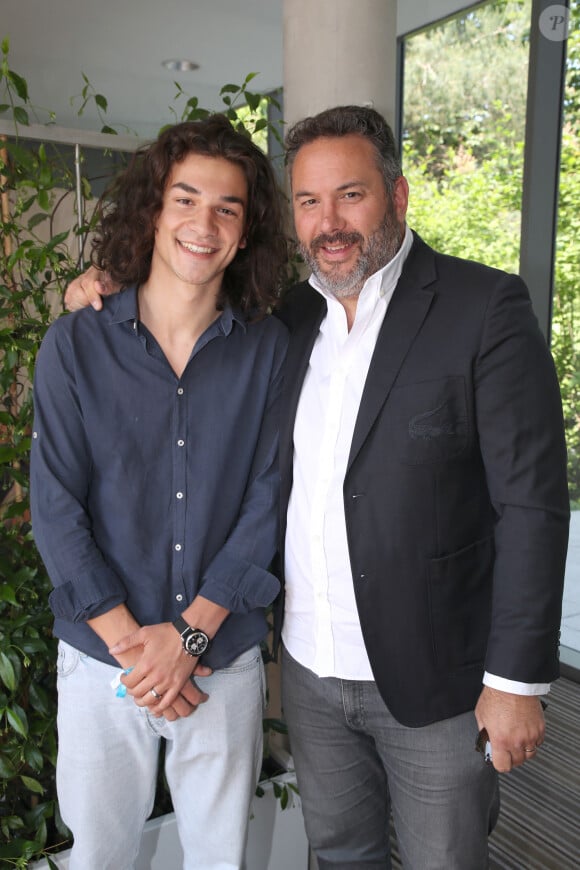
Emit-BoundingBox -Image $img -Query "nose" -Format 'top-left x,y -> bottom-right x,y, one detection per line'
190,206 -> 217,237
320,200 -> 345,234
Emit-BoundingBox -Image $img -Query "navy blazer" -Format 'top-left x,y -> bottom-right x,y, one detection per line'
274,232 -> 569,727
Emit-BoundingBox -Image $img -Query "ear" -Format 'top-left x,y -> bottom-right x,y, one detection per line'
392,176 -> 409,223
238,236 -> 247,250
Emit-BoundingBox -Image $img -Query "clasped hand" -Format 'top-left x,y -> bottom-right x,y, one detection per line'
110,623 -> 212,721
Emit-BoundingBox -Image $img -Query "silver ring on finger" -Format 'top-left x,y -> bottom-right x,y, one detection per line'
150,688 -> 162,699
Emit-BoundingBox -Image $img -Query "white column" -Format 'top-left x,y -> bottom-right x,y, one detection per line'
283,0 -> 398,130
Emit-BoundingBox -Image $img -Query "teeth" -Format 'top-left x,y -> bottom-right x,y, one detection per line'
180,241 -> 214,254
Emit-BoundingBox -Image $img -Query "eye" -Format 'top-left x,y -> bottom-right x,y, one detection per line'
342,190 -> 362,200
299,198 -> 317,208
218,206 -> 238,217
176,196 -> 194,206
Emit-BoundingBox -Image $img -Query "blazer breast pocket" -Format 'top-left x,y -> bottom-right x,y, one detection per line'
390,376 -> 470,465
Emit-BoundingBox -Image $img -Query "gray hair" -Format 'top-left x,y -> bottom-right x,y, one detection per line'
285,105 -> 402,192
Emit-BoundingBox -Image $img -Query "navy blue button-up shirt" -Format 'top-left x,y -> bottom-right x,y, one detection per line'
30,287 -> 288,669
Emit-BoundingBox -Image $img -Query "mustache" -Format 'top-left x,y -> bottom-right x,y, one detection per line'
309,231 -> 363,252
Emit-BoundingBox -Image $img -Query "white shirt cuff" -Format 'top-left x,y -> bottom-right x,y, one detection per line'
483,672 -> 551,695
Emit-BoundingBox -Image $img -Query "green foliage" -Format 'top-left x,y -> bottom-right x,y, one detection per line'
171,72 -> 282,154
551,0 -> 580,501
0,39 -> 83,869
403,0 -> 580,499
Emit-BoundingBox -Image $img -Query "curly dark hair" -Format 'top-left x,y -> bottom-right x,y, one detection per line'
91,115 -> 288,317
285,105 -> 402,194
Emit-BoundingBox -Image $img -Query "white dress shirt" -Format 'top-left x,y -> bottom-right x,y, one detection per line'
282,225 -> 548,695
283,228 -> 412,679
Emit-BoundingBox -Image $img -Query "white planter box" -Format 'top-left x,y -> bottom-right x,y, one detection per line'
32,772 -> 309,870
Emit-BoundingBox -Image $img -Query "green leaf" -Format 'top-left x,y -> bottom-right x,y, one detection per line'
0,444 -> 19,462
8,69 -> 29,101
27,212 -> 50,230
13,105 -> 29,125
245,92 -> 261,112
95,93 -> 108,111
24,744 -> 44,772
220,84 -> 241,95
20,775 -> 45,795
46,230 -> 71,250
0,583 -> 18,605
38,189 -> 50,211
280,786 -> 289,810
7,704 -> 28,737
0,651 -> 16,691
0,754 -> 17,779
28,681 -> 52,717
0,836 -> 41,860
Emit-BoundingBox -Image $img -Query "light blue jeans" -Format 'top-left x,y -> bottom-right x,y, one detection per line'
56,641 -> 265,870
281,646 -> 499,870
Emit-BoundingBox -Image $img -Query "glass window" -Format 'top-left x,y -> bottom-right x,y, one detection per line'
402,0 -> 532,270
553,0 -> 580,667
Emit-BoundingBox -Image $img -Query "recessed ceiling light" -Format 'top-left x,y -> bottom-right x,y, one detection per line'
162,59 -> 200,72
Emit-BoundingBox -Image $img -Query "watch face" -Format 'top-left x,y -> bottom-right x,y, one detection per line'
184,629 -> 209,656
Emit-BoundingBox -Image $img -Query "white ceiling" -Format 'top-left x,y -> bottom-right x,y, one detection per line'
3,0 -> 283,139
3,1 -> 470,139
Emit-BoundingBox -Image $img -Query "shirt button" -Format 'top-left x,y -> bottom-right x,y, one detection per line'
177,439 -> 185,447
176,492 -> 183,499
176,594 -> 183,602
175,544 -> 182,552
177,387 -> 184,395
33,431 -> 38,439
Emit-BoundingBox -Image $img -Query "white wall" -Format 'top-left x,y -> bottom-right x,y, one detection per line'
398,0 -> 480,35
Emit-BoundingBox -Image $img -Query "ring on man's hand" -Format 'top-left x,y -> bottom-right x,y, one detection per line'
523,746 -> 537,753
150,688 -> 162,699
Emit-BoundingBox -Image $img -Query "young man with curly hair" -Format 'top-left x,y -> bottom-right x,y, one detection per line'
30,116 -> 288,870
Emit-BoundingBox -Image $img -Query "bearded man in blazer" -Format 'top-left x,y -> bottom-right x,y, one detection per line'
275,106 -> 569,870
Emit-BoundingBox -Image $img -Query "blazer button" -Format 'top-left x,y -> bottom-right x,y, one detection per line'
359,573 -> 367,581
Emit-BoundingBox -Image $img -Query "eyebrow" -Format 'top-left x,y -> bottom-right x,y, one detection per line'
293,180 -> 367,198
170,181 -> 245,206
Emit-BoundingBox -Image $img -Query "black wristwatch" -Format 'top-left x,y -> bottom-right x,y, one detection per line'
173,616 -> 211,657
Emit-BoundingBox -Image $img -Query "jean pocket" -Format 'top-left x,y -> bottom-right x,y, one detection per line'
221,645 -> 261,676
56,641 -> 84,678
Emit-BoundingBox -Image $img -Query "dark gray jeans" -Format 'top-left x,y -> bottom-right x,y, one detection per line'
281,646 -> 499,869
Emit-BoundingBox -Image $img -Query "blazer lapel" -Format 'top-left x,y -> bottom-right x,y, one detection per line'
347,235 -> 437,471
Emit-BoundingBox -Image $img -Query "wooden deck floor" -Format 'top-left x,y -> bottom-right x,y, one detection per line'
488,675 -> 580,869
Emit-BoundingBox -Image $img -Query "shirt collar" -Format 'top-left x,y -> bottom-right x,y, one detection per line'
106,285 -> 246,334
308,224 -> 414,308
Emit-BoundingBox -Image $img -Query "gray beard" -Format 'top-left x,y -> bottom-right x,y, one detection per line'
299,209 -> 402,300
